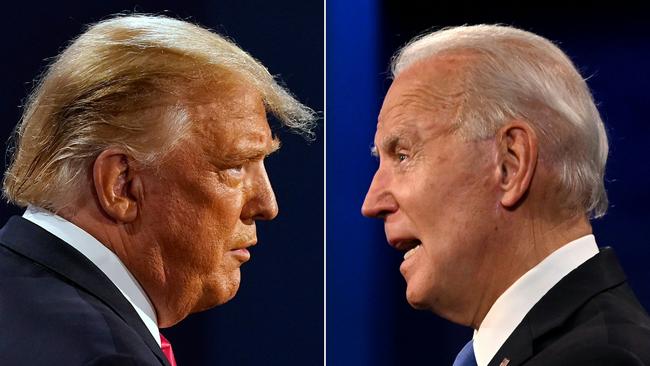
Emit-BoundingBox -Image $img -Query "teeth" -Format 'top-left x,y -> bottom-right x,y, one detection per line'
403,244 -> 421,260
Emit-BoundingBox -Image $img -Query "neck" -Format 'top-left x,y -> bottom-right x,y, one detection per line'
65,203 -> 185,328
468,211 -> 592,329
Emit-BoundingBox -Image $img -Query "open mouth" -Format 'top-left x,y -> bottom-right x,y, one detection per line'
403,241 -> 421,260
394,239 -> 421,260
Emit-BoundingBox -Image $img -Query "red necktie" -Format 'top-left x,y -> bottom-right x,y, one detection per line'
160,333 -> 177,366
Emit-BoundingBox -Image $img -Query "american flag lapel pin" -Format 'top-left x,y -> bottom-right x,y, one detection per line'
499,358 -> 510,366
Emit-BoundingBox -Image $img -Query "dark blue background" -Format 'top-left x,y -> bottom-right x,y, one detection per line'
327,2 -> 650,365
1,1 -> 323,365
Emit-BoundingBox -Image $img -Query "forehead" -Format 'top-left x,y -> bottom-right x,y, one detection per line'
376,55 -> 470,144
187,82 -> 274,154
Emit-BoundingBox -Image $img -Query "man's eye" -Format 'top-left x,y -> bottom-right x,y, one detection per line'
398,153 -> 408,162
227,165 -> 244,174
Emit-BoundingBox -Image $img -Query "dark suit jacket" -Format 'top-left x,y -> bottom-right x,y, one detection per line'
0,216 -> 170,366
488,247 -> 650,366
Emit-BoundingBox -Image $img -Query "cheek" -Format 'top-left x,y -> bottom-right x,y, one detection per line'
416,160 -> 495,224
145,178 -> 244,262
192,196 -> 247,256
171,173 -> 244,227
146,159 -> 249,245
399,178 -> 453,232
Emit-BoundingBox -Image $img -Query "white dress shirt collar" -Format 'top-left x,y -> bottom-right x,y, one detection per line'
23,205 -> 161,347
473,234 -> 599,366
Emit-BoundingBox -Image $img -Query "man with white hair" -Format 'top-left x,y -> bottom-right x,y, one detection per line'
0,14 -> 314,365
362,25 -> 650,366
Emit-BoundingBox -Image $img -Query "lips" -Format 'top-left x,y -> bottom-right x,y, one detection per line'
230,240 -> 257,262
388,238 -> 422,252
387,235 -> 422,259
232,239 -> 257,251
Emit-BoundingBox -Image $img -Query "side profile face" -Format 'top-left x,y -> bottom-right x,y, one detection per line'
362,56 -> 502,321
131,81 -> 279,325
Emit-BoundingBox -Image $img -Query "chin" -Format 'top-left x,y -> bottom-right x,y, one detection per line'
220,282 -> 240,304
405,283 -> 433,310
406,283 -> 472,325
199,271 -> 242,310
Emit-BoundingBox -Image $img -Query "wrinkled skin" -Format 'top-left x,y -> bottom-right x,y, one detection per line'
88,81 -> 280,327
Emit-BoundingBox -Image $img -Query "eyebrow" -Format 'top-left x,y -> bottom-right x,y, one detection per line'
371,132 -> 412,158
254,137 -> 281,159
225,136 -> 281,162
370,145 -> 378,158
381,135 -> 403,153
268,137 -> 282,156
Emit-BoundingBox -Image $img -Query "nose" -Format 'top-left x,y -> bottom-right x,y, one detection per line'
242,162 -> 279,222
361,168 -> 398,219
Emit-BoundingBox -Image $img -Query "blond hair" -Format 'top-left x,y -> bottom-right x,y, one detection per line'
4,14 -> 316,211
392,25 -> 608,218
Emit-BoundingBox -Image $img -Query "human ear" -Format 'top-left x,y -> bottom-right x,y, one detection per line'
496,122 -> 538,208
92,148 -> 141,223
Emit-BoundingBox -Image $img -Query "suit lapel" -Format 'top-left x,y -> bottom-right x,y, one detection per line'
488,318 -> 534,366
0,216 -> 170,366
488,248 -> 627,366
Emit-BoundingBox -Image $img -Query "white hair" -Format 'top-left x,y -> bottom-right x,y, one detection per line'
392,24 -> 609,218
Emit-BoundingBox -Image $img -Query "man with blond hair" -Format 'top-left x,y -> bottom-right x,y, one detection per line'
362,25 -> 650,365
0,14 -> 314,365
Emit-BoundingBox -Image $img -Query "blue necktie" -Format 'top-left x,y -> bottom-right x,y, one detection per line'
453,339 -> 477,366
